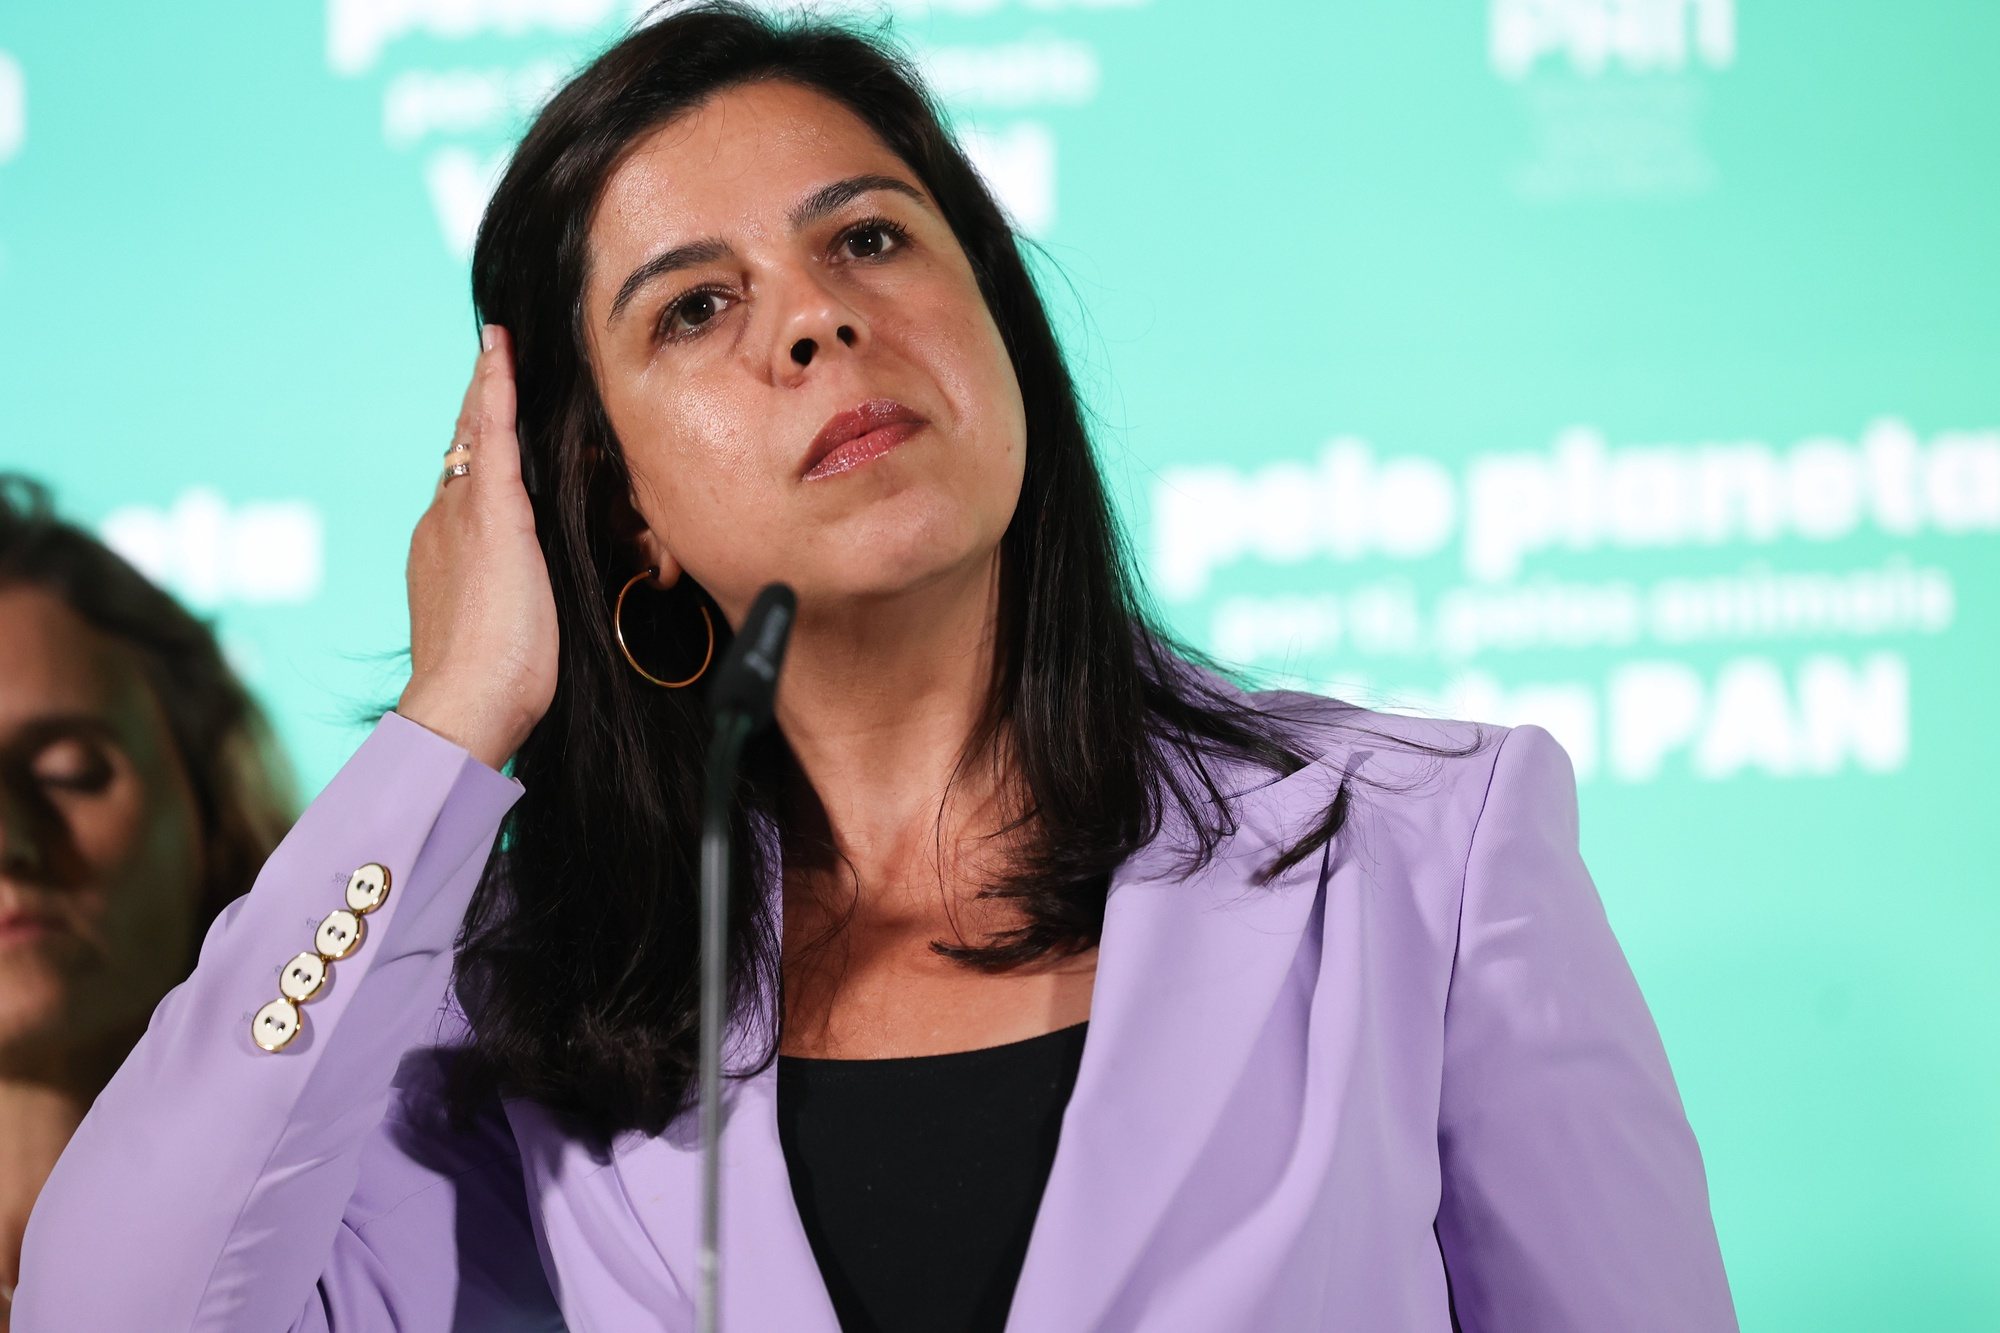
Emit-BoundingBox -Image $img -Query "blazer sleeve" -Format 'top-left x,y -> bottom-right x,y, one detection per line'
1431,724 -> 1738,1332
12,711 -> 561,1332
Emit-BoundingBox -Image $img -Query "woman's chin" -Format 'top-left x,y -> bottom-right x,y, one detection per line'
793,501 -> 999,600
0,962 -> 73,1054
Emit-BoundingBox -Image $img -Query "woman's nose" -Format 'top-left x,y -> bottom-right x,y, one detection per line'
769,267 -> 866,380
789,322 -> 857,368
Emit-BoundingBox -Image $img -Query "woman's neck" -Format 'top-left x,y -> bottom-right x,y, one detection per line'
773,550 -> 1017,903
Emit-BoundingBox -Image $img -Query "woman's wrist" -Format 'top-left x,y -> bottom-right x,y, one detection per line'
394,681 -> 529,772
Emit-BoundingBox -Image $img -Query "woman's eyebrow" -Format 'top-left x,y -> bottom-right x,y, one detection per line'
606,173 -> 931,326
2,712 -> 122,752
788,172 -> 929,232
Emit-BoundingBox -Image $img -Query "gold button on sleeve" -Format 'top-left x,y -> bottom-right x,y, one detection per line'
252,997 -> 302,1052
279,951 -> 328,1002
345,862 -> 392,915
314,909 -> 364,961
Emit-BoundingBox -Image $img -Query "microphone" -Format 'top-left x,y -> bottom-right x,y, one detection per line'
708,584 -> 795,729
697,583 -> 796,1333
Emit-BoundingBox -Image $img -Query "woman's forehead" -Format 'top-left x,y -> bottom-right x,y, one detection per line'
0,585 -> 151,734
593,81 -> 910,250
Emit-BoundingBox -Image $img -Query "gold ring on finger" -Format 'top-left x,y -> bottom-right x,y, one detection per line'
442,461 -> 472,484
445,438 -> 473,457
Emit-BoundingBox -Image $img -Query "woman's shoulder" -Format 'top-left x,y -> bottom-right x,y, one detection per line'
1226,681 -> 1571,855
1248,684 -> 1501,757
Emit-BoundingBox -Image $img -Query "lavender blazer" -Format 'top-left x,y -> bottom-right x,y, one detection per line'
15,685 -> 1737,1331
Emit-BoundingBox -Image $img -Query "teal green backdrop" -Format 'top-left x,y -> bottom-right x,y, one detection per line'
1,3 -> 1992,1325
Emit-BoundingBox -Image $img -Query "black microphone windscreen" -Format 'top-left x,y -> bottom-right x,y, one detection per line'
708,582 -> 796,730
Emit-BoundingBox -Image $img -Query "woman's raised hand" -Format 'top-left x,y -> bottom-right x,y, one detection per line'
396,325 -> 560,771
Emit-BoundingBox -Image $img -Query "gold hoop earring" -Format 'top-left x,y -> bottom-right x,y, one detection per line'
614,567 -> 714,689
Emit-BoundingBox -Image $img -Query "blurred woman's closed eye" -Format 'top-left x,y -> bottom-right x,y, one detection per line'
27,737 -> 116,795
653,215 -> 912,346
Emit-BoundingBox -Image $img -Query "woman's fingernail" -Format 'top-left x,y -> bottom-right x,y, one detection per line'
480,324 -> 498,352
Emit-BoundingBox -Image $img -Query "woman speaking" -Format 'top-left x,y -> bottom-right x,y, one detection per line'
16,3 -> 1735,1329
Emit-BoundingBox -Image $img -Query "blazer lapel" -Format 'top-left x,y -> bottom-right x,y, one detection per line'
592,812 -> 841,1332
560,1061 -> 839,1331
1003,754 -> 1343,1332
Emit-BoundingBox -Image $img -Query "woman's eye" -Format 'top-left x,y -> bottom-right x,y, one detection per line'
659,287 -> 733,343
31,739 -> 114,794
841,218 -> 908,260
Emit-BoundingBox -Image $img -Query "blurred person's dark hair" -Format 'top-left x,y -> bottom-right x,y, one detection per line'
0,473 -> 295,960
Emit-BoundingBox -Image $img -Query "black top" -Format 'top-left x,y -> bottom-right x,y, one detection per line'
775,1020 -> 1091,1333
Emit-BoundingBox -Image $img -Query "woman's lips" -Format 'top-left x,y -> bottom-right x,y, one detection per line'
802,420 -> 924,481
0,914 -> 58,947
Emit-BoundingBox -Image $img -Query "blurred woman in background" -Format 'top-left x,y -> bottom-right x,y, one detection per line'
0,475 -> 293,1322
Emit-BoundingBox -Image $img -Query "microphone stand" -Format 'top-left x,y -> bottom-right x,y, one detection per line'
697,709 -> 752,1333
695,585 -> 796,1333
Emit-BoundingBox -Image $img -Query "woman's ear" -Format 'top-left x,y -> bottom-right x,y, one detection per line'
634,528 -> 682,589
604,481 -> 683,589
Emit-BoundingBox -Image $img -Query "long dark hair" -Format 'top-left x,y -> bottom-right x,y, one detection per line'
451,0 -> 1481,1140
0,474 -> 296,975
